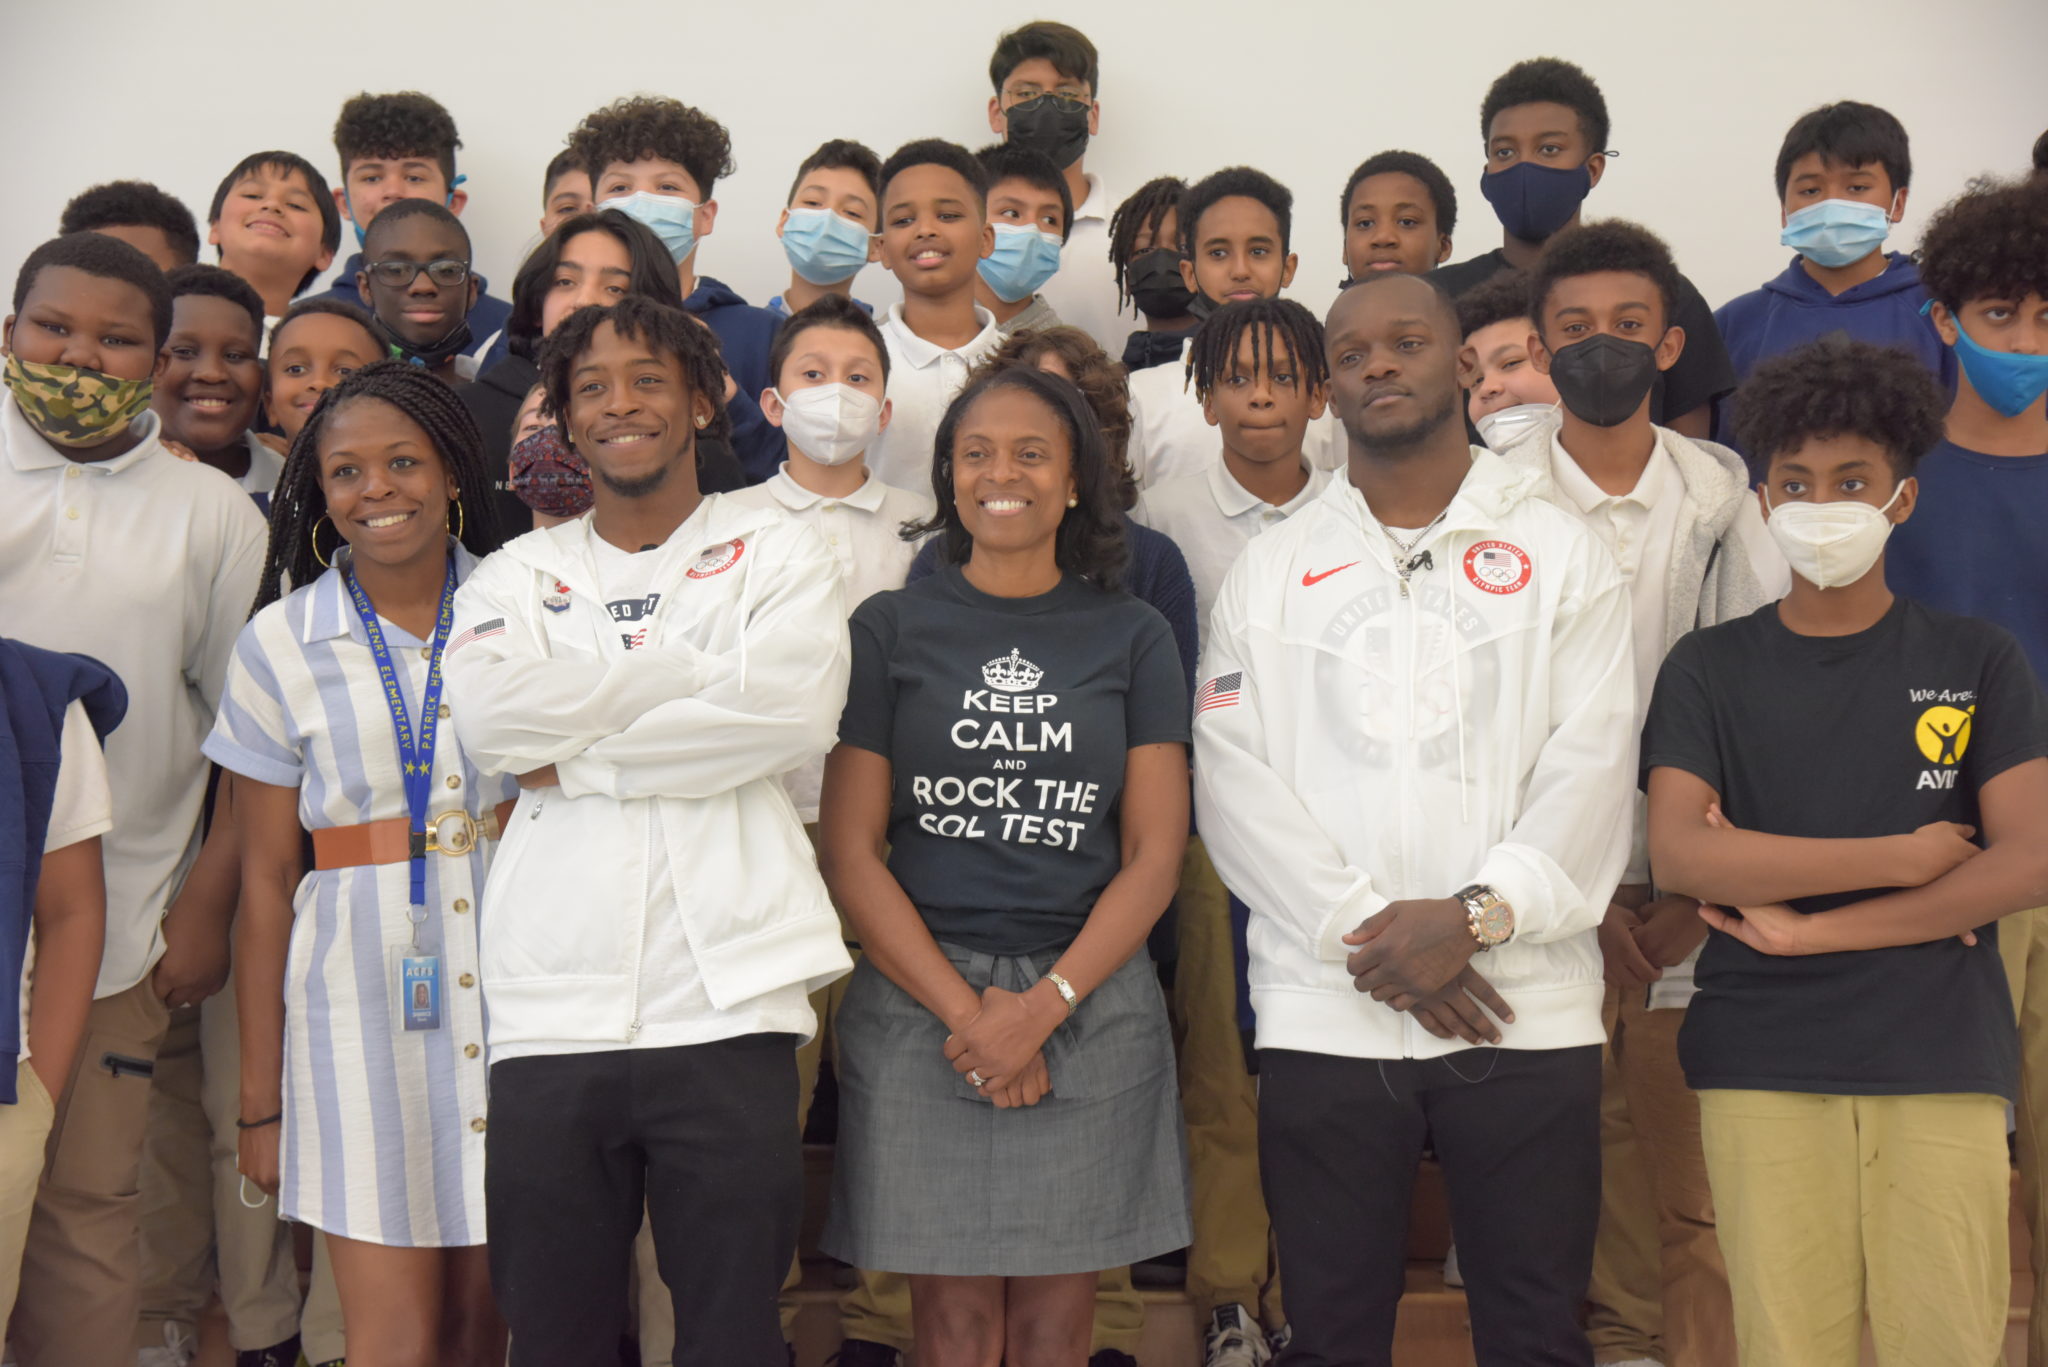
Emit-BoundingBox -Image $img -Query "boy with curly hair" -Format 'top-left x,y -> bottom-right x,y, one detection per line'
307,91 -> 509,371
1886,173 -> 2048,1366
1643,337 -> 2048,1365
569,95 -> 782,482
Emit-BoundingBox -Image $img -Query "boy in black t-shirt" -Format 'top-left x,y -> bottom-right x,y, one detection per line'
1642,338 -> 2048,1366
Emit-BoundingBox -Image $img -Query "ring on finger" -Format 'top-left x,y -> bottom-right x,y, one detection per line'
968,1068 -> 986,1088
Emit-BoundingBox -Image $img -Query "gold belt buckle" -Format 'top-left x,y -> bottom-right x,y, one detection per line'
425,809 -> 480,857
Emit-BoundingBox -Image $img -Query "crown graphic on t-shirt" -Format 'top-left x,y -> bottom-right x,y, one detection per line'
982,648 -> 1044,693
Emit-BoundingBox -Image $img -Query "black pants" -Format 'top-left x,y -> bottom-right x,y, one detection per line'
485,1034 -> 802,1367
1260,1044 -> 1602,1367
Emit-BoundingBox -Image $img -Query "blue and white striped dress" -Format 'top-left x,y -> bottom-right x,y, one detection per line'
204,547 -> 514,1248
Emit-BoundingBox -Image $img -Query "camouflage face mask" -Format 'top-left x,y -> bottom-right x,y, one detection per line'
2,352 -> 155,448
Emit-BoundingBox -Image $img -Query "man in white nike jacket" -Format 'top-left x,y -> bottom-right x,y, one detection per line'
442,299 -> 853,1367
1193,274 -> 1635,1367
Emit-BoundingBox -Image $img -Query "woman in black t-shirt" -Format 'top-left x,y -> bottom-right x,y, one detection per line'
819,366 -> 1193,1363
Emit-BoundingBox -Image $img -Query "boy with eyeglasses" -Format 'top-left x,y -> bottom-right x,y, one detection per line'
353,200 -> 480,386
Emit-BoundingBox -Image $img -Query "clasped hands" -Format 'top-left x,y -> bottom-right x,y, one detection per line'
944,982 -> 1065,1109
1342,897 -> 1514,1045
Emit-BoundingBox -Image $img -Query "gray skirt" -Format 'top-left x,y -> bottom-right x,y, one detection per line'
822,941 -> 1192,1276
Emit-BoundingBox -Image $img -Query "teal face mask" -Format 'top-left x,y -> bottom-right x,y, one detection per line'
603,192 -> 697,264
976,224 -> 1063,303
1927,300 -> 2048,417
782,207 -> 873,286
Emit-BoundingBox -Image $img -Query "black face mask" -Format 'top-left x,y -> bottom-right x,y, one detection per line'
1004,95 -> 1090,170
373,313 -> 474,372
1126,248 -> 1195,320
1547,333 -> 1660,427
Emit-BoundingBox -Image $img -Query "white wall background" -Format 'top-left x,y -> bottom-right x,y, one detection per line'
6,0 -> 2043,327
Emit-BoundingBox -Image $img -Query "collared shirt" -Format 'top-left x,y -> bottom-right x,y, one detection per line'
1549,432 -> 1682,884
1125,338 -> 1346,488
1037,173 -> 1126,355
0,402 -> 265,997
994,293 -> 1063,338
866,304 -> 1002,492
723,464 -> 933,820
1136,459 -> 1331,639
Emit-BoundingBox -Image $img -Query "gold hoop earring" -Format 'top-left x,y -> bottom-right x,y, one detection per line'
448,499 -> 464,542
310,515 -> 335,569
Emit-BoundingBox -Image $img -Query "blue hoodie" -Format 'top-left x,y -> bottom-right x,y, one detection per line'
685,276 -> 786,485
0,642 -> 125,1102
1714,252 -> 1955,444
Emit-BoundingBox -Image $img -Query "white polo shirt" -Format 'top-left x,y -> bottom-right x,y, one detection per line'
1125,338 -> 1346,488
724,462 -> 934,821
866,304 -> 1002,493
1136,459 -> 1332,641
0,402 -> 266,998
1037,173 -> 1127,355
1548,433 -> 1682,887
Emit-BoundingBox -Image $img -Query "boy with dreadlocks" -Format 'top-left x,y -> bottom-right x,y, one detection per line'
444,296 -> 851,1365
1109,176 -> 1196,374
1133,297 -> 1330,1366
210,359 -> 510,1367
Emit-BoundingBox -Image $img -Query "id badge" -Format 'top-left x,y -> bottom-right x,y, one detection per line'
391,945 -> 443,1032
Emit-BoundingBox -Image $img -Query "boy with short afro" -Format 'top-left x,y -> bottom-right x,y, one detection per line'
59,181 -> 198,274
1645,336 -> 2048,1364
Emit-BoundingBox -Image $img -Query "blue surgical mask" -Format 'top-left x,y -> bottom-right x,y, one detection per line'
977,224 -> 1063,303
603,191 -> 697,264
782,207 -> 873,286
1781,198 -> 1894,270
1930,301 -> 2048,417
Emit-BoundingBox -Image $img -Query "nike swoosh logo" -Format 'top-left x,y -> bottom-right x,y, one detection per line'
1301,562 -> 1360,587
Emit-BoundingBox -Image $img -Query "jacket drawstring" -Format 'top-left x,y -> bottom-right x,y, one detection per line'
735,537 -> 758,692
1449,530 -> 1468,823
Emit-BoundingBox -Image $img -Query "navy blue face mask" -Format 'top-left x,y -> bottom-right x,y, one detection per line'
1480,161 -> 1593,242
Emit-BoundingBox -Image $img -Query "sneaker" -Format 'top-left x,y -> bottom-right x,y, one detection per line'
1442,1240 -> 1464,1288
1204,1303 -> 1272,1367
1267,1323 -> 1293,1356
235,1336 -> 300,1367
137,1323 -> 196,1367
826,1341 -> 901,1367
1090,1353 -> 1140,1367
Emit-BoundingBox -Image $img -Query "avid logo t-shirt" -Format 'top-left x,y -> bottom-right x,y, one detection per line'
1642,597 -> 2047,1099
838,565 -> 1190,955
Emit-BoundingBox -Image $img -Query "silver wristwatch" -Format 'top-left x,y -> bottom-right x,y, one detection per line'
1455,884 -> 1514,951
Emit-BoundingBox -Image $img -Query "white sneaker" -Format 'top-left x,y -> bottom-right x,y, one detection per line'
136,1322 -> 196,1367
1442,1240 -> 1464,1288
1204,1303 -> 1273,1367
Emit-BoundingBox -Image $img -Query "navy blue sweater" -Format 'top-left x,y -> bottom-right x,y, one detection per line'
0,642 -> 125,1102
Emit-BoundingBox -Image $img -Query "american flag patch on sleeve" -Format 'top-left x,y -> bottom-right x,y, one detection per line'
446,618 -> 506,656
1195,671 -> 1242,716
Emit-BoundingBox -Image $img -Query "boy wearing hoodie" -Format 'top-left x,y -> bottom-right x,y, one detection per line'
1194,272 -> 1636,1364
1645,337 -> 2048,1366
1498,220 -> 1785,1367
443,296 -> 852,1366
1713,102 -> 1953,447
568,95 -> 783,482
1886,173 -> 2048,1367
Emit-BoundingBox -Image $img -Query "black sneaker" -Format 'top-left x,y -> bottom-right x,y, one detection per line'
235,1339 -> 300,1367
1090,1352 -> 1140,1367
826,1341 -> 901,1367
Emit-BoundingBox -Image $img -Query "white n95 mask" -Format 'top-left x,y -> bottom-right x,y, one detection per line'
773,384 -> 883,467
1764,484 -> 1903,589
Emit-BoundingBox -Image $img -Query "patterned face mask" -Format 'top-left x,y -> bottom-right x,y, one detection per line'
508,424 -> 593,518
2,353 -> 155,448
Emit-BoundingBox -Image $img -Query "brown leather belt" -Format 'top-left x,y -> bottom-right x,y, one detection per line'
312,800 -> 518,871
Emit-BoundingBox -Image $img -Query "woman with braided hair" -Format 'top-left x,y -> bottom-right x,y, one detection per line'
207,359 -> 512,1367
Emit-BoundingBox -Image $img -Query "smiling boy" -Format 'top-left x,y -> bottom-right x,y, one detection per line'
354,199 -> 479,385
151,265 -> 279,504
206,152 -> 341,326
861,139 -> 1000,493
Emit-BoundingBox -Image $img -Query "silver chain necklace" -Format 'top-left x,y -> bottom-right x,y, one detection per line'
1376,512 -> 1445,597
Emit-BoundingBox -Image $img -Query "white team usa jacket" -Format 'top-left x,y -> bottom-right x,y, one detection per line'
1193,450 -> 1637,1059
443,495 -> 854,1051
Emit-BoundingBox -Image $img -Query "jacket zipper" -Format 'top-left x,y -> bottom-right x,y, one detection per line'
1398,551 -> 1419,1059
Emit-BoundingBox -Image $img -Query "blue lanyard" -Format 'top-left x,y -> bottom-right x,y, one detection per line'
342,556 -> 457,908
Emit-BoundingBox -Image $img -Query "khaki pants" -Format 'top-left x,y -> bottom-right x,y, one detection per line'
7,975 -> 171,1367
1586,987 -> 1734,1367
0,1061 -> 57,1326
135,973 -> 302,1352
2002,905 -> 2048,1367
1699,1088 -> 2009,1367
1171,836 -> 1280,1326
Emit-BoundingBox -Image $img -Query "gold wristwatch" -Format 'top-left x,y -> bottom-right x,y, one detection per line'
1455,884 -> 1514,951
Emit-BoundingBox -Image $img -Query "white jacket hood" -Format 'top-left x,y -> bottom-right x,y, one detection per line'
1193,451 -> 1637,1059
